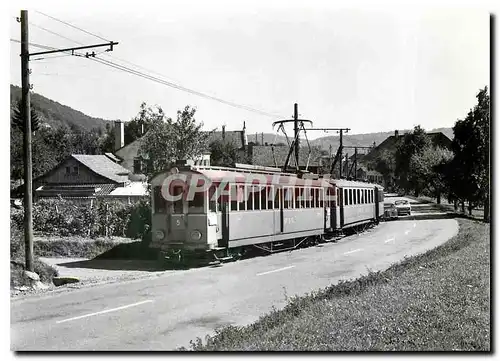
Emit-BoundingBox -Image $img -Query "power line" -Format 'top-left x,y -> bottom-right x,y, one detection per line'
35,10 -> 110,42
11,37 -> 284,118
90,56 -> 283,118
29,21 -> 85,45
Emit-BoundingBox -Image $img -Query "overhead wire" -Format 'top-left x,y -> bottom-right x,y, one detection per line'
34,10 -> 110,42
13,10 -> 285,119
89,56 -> 282,118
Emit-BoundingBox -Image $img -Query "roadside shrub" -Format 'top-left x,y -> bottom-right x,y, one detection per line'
14,198 -> 152,239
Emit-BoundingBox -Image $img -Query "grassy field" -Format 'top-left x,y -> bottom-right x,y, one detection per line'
187,218 -> 490,351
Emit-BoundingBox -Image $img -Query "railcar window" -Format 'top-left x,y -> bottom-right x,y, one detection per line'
252,185 -> 261,211
230,184 -> 237,211
153,186 -> 167,214
295,187 -> 301,208
315,189 -> 320,208
188,191 -> 205,213
305,188 -> 310,208
275,188 -> 281,209
319,189 -> 324,208
209,185 -> 217,212
260,187 -> 267,210
237,185 -> 245,211
284,187 -> 292,209
348,189 -> 352,205
246,185 -> 253,211
344,189 -> 348,206
267,186 -> 273,209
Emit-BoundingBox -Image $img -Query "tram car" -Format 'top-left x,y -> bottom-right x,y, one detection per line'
149,163 -> 384,264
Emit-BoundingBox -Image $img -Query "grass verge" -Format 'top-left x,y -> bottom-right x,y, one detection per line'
185,218 -> 490,351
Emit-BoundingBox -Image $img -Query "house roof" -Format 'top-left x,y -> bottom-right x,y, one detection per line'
104,152 -> 122,163
109,181 -> 148,196
250,145 -> 324,168
72,155 -> 130,184
36,183 -> 118,197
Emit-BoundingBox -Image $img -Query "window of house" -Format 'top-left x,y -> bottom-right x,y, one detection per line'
73,166 -> 79,175
65,166 -> 70,175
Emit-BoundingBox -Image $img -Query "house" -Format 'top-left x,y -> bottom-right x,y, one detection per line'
358,130 -> 452,189
33,154 -> 147,204
362,130 -> 452,163
114,121 -> 248,174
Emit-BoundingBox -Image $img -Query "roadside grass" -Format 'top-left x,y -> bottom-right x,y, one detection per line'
186,218 -> 490,351
11,226 -> 59,288
33,235 -> 136,259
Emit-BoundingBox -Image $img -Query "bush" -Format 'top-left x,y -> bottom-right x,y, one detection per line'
13,198 -> 152,239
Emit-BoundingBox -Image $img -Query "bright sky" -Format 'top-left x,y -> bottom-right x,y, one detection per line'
8,0 -> 490,138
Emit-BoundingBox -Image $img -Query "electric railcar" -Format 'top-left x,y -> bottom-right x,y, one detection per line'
149,164 -> 384,264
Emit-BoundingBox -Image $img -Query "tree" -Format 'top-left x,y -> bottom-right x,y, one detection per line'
125,102 -> 165,145
447,86 -> 490,219
11,99 -> 40,134
409,146 -> 453,203
395,125 -> 430,195
138,105 -> 212,178
210,139 -> 249,167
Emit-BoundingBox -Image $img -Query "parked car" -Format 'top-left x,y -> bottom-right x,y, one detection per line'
394,200 -> 412,215
383,202 -> 398,220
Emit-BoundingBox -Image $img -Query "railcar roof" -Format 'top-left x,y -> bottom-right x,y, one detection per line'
326,179 -> 384,189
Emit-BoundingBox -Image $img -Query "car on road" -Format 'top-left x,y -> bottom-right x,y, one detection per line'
394,200 -> 412,215
383,202 -> 398,220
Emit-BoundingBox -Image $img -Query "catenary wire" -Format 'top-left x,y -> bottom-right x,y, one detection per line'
35,10 -> 111,42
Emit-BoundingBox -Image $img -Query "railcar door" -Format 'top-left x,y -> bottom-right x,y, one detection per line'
169,185 -> 187,241
374,187 -> 380,219
273,186 -> 283,234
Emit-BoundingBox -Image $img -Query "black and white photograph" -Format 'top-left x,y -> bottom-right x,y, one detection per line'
8,0 -> 491,352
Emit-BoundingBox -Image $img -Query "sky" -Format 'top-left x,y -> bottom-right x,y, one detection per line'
8,0 -> 491,138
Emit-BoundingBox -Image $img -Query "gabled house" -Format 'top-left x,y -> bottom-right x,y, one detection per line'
34,154 -> 147,204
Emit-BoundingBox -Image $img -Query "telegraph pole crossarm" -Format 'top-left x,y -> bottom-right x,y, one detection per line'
28,42 -> 118,57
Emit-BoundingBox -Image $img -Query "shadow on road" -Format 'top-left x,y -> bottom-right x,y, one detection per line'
55,259 -> 167,272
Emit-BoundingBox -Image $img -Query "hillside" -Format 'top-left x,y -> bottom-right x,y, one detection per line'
254,127 -> 454,151
10,85 -> 111,131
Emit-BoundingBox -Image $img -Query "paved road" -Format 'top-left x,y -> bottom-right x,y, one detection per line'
11,218 -> 458,351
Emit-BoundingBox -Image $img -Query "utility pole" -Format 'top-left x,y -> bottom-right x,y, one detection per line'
21,10 -> 33,271
17,10 -> 118,273
272,104 -> 312,173
294,103 -> 299,169
306,127 -> 350,178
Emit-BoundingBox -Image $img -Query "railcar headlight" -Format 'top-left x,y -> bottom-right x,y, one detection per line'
190,230 -> 202,241
155,230 -> 165,240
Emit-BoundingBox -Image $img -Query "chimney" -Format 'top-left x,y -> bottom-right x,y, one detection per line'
114,120 -> 124,151
241,121 -> 247,148
394,130 -> 399,137
222,125 -> 226,141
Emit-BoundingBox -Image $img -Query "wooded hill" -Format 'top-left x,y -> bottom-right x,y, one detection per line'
10,84 -> 111,131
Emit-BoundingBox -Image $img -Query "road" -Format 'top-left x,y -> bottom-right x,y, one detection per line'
11,217 -> 458,351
